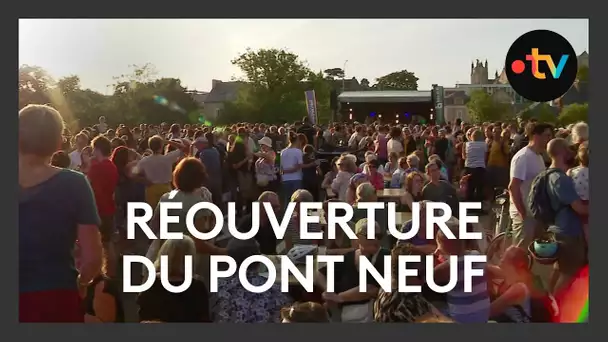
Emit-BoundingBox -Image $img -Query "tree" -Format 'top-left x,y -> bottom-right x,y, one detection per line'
360,78 -> 371,89
373,70 -> 419,90
19,65 -> 54,109
559,103 -> 588,126
466,90 -> 511,123
227,48 -> 312,123
323,68 -> 345,80
577,65 -> 589,82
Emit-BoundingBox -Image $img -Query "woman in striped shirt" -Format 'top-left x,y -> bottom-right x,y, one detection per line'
433,223 -> 491,323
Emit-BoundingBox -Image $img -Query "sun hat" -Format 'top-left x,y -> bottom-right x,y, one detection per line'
258,136 -> 273,148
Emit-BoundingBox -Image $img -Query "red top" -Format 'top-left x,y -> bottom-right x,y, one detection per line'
367,172 -> 385,190
87,159 -> 119,217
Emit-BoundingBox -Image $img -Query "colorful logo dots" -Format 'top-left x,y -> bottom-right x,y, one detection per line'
511,60 -> 526,74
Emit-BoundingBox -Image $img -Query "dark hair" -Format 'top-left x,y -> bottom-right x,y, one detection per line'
287,132 -> 298,145
110,146 -> 130,176
280,302 -> 329,323
92,135 -> 112,157
527,122 -> 554,137
172,157 -> 207,193
50,151 -> 71,168
204,132 -> 215,146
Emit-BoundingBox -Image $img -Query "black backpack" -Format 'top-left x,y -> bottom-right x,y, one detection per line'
528,168 -> 562,225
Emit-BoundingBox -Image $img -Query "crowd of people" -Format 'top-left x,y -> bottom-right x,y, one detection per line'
19,103 -> 589,323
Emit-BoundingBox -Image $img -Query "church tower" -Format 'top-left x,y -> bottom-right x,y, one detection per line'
470,59 -> 489,84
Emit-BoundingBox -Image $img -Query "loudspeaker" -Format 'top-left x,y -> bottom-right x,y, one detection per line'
330,89 -> 338,111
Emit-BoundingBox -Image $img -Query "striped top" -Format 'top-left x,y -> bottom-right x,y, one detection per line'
445,254 -> 490,323
464,141 -> 487,168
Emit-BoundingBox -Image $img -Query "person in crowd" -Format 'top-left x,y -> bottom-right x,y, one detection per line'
145,158 -> 226,287
403,128 -> 418,156
433,222 -> 491,323
364,159 -> 385,190
302,144 -> 320,200
316,219 -> 390,323
384,152 -> 399,175
391,154 -> 419,189
567,141 -> 589,242
321,199 -> 356,254
331,155 -> 357,202
69,132 -> 89,169
374,243 -> 443,323
215,239 -> 291,323
396,200 -> 436,252
508,122 -> 552,248
135,135 -> 187,208
422,162 -> 467,215
488,246 -> 533,323
399,171 -> 425,212
236,191 -> 281,255
137,237 -> 211,322
254,136 -> 278,193
487,125 -> 511,195
462,129 -> 487,205
97,116 -> 108,134
19,104 -> 102,322
280,132 -> 304,207
284,189 -> 323,250
345,173 -> 369,205
543,138 -> 588,294
195,133 -> 223,210
79,146 -> 93,174
387,126 -> 404,156
51,151 -> 72,168
281,302 -> 330,323
374,125 -> 389,165
87,135 -> 119,266
428,154 -> 449,181
111,146 -> 146,249
297,116 -> 316,147
321,156 -> 339,192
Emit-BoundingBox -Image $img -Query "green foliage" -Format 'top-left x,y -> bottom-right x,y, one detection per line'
466,90 -> 512,123
222,48 -> 333,124
323,68 -> 345,80
18,63 -> 201,131
559,103 -> 588,126
577,65 -> 589,82
373,70 -> 419,90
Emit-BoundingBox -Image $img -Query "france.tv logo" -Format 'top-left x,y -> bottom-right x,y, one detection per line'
506,30 -> 578,102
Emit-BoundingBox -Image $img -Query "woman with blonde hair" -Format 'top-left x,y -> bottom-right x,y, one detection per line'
331,155 -> 357,201
19,105 -> 102,322
399,171 -> 425,212
137,237 -> 211,322
284,189 -> 323,250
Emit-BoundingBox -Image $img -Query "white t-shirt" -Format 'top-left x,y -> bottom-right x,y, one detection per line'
464,141 -> 487,168
509,146 -> 546,216
569,166 -> 589,201
69,150 -> 81,170
98,122 -> 108,134
134,150 -> 183,184
280,147 -> 303,182
387,138 -> 404,155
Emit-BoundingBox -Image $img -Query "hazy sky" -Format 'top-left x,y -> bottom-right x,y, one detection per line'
19,19 -> 589,94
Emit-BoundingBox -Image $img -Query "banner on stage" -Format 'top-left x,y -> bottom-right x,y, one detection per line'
305,90 -> 318,125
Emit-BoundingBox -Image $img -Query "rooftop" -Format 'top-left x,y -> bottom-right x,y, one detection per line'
338,90 -> 432,103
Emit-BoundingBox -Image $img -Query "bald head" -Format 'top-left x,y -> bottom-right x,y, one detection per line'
547,138 -> 570,159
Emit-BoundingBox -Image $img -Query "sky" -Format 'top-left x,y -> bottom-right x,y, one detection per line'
19,19 -> 589,94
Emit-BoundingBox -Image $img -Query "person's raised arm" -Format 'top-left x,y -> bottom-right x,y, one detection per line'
489,282 -> 528,318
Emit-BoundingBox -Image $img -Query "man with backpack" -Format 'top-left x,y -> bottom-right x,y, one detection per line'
528,138 -> 588,294
508,122 -> 553,249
